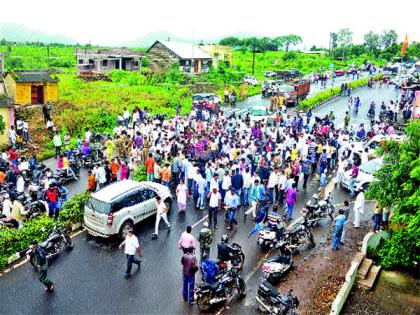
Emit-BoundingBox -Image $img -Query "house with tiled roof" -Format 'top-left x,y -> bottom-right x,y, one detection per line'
147,40 -> 212,74
3,70 -> 59,105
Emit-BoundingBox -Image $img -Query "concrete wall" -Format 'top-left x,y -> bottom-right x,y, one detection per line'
330,254 -> 364,315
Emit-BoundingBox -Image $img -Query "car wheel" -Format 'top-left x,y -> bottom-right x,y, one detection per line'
119,221 -> 134,239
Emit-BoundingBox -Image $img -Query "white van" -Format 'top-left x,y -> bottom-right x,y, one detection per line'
84,180 -> 172,238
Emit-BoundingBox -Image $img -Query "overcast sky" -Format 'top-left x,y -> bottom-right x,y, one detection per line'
2,0 -> 418,47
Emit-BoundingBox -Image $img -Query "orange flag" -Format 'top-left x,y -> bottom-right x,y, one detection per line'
401,34 -> 408,56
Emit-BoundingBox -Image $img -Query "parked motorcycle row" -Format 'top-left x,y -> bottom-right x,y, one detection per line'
247,192 -> 334,314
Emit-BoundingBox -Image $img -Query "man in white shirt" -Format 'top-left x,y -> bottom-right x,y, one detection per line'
2,194 -> 13,217
153,196 -> 171,238
119,228 -> 141,279
53,131 -> 62,158
16,175 -> 25,193
207,187 -> 221,228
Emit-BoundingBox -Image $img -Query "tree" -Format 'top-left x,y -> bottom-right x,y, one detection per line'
364,31 -> 381,53
366,121 -> 420,269
281,35 -> 302,52
219,37 -> 242,48
381,30 -> 398,49
336,28 -> 353,59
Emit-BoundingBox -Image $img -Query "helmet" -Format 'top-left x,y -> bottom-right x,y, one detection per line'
221,234 -> 229,243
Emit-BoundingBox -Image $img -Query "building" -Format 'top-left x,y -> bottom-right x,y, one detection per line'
0,94 -> 12,146
147,41 -> 212,74
3,70 -> 59,105
74,48 -> 145,73
200,45 -> 232,68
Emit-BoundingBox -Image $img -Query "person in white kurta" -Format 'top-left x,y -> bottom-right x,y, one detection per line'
176,181 -> 188,212
353,190 -> 365,228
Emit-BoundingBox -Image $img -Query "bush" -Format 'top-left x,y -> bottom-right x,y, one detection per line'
0,192 -> 90,271
0,216 -> 55,270
376,230 -> 419,269
299,74 -> 383,110
58,192 -> 91,229
132,165 -> 147,182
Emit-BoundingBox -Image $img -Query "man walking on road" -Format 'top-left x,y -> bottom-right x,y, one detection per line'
28,240 -> 55,292
119,228 -> 142,279
207,187 -> 221,228
152,196 -> 171,238
353,188 -> 365,228
181,248 -> 198,304
198,222 -> 213,262
178,226 -> 196,253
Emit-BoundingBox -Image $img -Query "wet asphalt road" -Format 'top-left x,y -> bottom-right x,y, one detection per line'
0,85 -> 392,315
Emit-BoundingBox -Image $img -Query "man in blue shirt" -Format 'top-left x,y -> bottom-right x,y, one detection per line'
332,209 -> 346,250
231,168 -> 244,205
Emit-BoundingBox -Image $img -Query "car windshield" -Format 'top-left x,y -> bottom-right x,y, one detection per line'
88,197 -> 111,214
359,160 -> 382,174
251,108 -> 267,116
278,86 -> 294,93
193,95 -> 212,102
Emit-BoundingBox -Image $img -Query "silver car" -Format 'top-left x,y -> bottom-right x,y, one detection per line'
84,180 -> 172,238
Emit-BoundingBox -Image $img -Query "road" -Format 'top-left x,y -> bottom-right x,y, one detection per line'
0,86 -> 391,314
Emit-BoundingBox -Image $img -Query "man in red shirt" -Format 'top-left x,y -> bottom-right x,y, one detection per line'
145,153 -> 155,182
46,185 -> 60,220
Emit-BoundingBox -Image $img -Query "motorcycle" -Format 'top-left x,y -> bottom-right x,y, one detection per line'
256,280 -> 299,315
280,216 -> 315,253
303,192 -> 335,227
195,267 -> 246,311
217,242 -> 245,273
27,224 -> 74,270
54,160 -> 80,184
26,200 -> 48,219
262,242 -> 293,284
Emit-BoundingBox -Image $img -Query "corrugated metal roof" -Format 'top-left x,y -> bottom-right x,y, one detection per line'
7,70 -> 59,83
159,41 -> 211,59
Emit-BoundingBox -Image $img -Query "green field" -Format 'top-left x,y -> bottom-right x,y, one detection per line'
0,45 -> 386,157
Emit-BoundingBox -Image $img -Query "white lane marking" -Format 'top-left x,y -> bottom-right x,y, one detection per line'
192,215 -> 209,229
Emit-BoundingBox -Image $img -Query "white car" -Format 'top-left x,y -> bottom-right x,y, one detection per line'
84,180 -> 172,238
249,106 -> 274,127
244,75 -> 258,86
341,158 -> 383,191
342,134 -> 406,159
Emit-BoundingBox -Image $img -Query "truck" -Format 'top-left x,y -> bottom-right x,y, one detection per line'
264,80 -> 310,106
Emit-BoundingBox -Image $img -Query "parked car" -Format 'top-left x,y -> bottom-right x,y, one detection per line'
249,106 -> 274,127
341,134 -> 406,160
341,158 -> 383,191
264,71 -> 277,78
243,75 -> 258,86
84,180 -> 172,239
335,69 -> 345,76
192,93 -> 222,113
324,71 -> 334,78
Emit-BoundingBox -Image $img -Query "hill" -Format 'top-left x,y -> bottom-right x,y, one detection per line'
0,23 -> 76,44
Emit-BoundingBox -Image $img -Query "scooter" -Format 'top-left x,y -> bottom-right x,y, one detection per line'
262,242 -> 293,284
256,280 -> 299,315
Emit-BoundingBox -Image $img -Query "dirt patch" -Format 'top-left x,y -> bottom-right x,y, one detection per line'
276,224 -> 369,315
342,271 -> 420,315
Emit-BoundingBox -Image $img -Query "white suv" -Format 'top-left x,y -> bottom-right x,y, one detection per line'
84,180 -> 172,238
